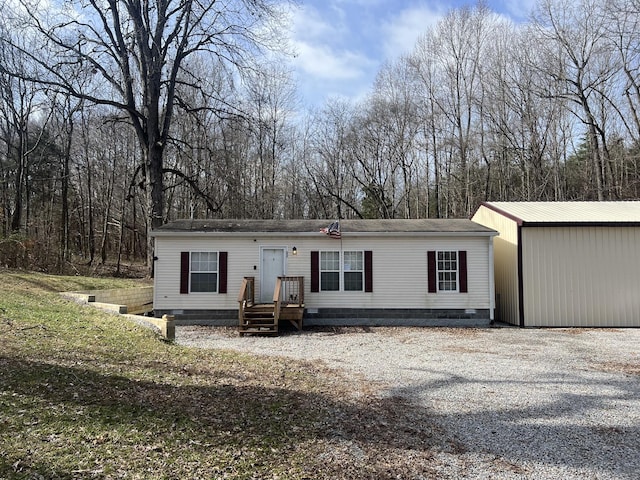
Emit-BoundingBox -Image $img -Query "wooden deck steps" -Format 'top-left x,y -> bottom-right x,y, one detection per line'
237,276 -> 305,336
239,304 -> 278,336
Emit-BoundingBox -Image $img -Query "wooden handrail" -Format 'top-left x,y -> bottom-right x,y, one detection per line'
276,276 -> 304,306
273,277 -> 283,328
238,276 -> 303,333
272,277 -> 282,303
237,276 -> 255,304
237,277 -> 255,327
237,278 -> 248,303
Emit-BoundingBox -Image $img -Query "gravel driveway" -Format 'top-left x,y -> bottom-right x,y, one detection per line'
176,326 -> 640,479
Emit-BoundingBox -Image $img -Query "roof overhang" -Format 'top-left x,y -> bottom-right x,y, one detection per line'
151,230 -> 498,238
151,218 -> 498,238
478,201 -> 640,226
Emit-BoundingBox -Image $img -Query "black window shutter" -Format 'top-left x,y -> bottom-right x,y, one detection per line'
311,251 -> 319,292
364,250 -> 373,292
427,251 -> 437,293
218,252 -> 228,294
458,250 -> 468,293
180,252 -> 190,294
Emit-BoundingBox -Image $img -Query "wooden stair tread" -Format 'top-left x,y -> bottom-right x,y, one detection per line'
238,276 -> 305,336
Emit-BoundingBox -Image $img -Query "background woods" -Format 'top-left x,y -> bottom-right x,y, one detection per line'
1,0 -> 640,274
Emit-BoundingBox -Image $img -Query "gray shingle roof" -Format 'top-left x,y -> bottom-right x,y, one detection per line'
152,218 -> 496,235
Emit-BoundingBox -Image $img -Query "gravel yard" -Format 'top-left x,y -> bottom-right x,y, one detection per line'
176,325 -> 640,479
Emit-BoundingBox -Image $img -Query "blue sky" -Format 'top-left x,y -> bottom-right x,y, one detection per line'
287,0 -> 536,109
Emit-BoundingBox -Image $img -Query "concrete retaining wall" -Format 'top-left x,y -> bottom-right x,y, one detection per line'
89,287 -> 153,307
61,287 -> 178,340
63,287 -> 153,315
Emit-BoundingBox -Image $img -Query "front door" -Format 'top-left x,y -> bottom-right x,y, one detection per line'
260,247 -> 286,303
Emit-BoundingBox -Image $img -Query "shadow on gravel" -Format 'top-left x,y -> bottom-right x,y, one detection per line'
389,367 -> 640,478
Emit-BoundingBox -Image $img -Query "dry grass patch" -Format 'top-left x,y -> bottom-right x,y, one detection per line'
595,361 -> 640,376
560,328 -> 622,335
0,271 -> 449,479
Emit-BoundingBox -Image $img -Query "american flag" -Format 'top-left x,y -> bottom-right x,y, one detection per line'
320,220 -> 341,239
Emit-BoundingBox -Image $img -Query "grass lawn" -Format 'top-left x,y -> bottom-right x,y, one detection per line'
0,271 -> 441,479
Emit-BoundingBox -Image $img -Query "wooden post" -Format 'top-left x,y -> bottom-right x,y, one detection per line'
161,314 -> 175,341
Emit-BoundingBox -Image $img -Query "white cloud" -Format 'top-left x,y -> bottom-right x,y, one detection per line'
290,3 -> 344,44
381,5 -> 446,59
285,0 -> 535,109
289,2 -> 374,79
287,2 -> 378,106
293,41 -> 374,80
502,0 -> 537,21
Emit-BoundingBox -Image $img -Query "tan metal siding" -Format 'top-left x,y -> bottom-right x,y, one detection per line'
154,234 -> 493,312
472,206 -> 520,325
522,226 -> 640,327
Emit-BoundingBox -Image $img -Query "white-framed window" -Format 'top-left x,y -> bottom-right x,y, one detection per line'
320,251 -> 364,292
343,251 -> 364,291
437,251 -> 458,292
190,252 -> 218,292
320,251 -> 340,291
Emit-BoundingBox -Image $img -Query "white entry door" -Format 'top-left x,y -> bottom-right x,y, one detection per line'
260,247 -> 286,303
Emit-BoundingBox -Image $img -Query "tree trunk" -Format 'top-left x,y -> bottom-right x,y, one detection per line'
115,166 -> 128,276
145,142 -> 164,276
59,116 -> 73,270
86,152 -> 95,265
10,124 -> 25,233
100,163 -> 116,265
10,155 -> 22,233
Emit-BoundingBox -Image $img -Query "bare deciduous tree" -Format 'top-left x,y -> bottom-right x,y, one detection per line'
2,0 -> 288,272
533,0 -> 619,200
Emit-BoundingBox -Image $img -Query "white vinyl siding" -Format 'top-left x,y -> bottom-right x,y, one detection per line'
155,239 -> 250,311
154,234 -> 493,312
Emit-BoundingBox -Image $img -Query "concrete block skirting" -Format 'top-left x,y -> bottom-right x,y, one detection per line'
305,308 -> 491,327
154,308 -> 492,327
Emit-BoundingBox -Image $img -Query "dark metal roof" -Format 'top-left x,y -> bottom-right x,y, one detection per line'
153,218 -> 496,235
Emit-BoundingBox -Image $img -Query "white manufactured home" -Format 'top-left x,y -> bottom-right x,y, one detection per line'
151,219 -> 497,332
473,201 -> 640,327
